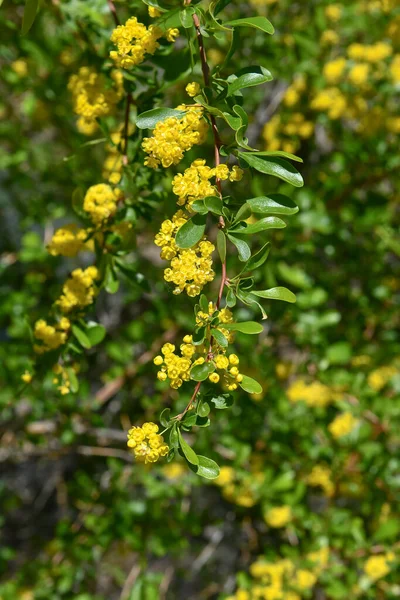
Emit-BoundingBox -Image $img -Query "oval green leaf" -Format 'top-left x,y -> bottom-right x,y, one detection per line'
252,287 -> 296,303
239,152 -> 304,187
247,194 -> 299,215
21,0 -> 39,35
178,430 -> 199,466
190,362 -> 215,382
239,375 -> 263,394
175,216 -> 206,249
225,16 -> 274,35
211,328 -> 228,348
234,216 -> 286,235
227,234 -> 251,262
222,321 -> 263,334
228,66 -> 273,96
136,108 -> 185,130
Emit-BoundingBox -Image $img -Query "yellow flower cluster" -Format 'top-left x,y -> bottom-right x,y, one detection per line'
33,318 -> 70,354
264,505 -> 292,528
154,211 -> 215,297
364,552 -> 395,581
286,379 -> 334,408
47,224 -> 92,257
56,266 -> 99,313
228,547 -> 329,600
68,67 -> 124,135
311,87 -> 347,120
83,184 -> 121,225
328,411 -> 357,438
283,75 -> 306,107
347,42 -> 392,63
102,124 -> 134,184
263,113 -> 314,154
172,159 -> 243,207
142,107 -> 208,169
368,365 -> 397,391
325,4 -> 342,21
185,81 -> 201,97
306,464 -> 334,497
110,17 -> 175,69
52,363 -> 73,395
127,422 -> 168,463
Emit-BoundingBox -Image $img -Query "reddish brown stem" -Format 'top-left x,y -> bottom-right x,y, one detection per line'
107,0 -> 120,26
122,93 -> 133,166
177,10 -> 228,419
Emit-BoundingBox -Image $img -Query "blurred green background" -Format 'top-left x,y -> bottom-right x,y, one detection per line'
1,0 -> 400,598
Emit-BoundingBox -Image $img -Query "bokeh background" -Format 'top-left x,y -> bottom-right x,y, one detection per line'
1,0 -> 400,598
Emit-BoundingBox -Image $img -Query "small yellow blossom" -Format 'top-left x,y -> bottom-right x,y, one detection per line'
325,4 -> 342,21
56,266 -> 99,313
148,6 -> 161,17
368,365 -> 397,391
364,553 -> 393,581
21,371 -> 32,383
306,465 -> 334,497
264,505 -> 293,528
186,82 -> 201,97
328,412 -> 357,438
348,63 -> 370,86
323,57 -> 347,83
83,184 -> 121,225
127,422 -> 168,464
47,224 -> 92,257
110,17 -> 164,69
33,319 -> 69,354
11,59 -> 28,77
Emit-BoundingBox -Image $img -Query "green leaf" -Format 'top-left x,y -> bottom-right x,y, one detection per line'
250,150 -> 303,163
178,430 -> 199,465
104,263 -> 119,294
66,368 -> 79,393
199,294 -> 209,313
85,322 -> 106,346
135,108 -> 185,129
180,6 -> 195,28
190,362 -> 215,381
190,455 -> 220,479
239,153 -> 304,187
216,230 -> 226,262
252,287 -> 296,303
72,325 -> 91,349
232,216 -> 286,234
222,321 -> 263,334
211,328 -> 228,348
374,519 -> 400,542
169,425 -> 179,449
190,199 -> 208,215
197,401 -> 210,417
212,0 -> 232,16
234,202 -> 252,222
227,66 -> 273,96
175,215 -> 206,249
160,408 -> 171,428
225,16 -> 275,35
21,0 -> 39,35
239,375 -> 263,394
209,393 -> 234,409
204,196 -> 223,215
227,234 -> 251,262
242,242 -> 270,273
226,287 -> 236,307
247,194 -> 299,216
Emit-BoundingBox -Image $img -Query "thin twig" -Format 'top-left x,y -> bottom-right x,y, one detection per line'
107,0 -> 120,26
122,93 -> 133,166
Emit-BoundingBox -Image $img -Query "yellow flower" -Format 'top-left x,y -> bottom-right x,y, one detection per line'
321,30 -> 339,45
364,553 -> 392,581
21,371 -> 32,383
323,57 -> 347,83
325,4 -> 342,21
185,82 -> 201,97
68,67 -> 124,135
56,266 -> 99,313
165,28 -> 179,43
47,224 -> 92,257
216,466 -> 235,486
286,379 -> 333,408
162,463 -> 186,479
143,107 -> 208,168
306,465 -> 334,497
127,422 -> 168,464
33,319 -> 69,354
11,59 -> 28,77
264,505 -> 292,528
148,6 -> 161,17
390,54 -> 400,83
328,412 -> 357,438
83,184 -> 121,225
368,365 -> 397,391
295,569 -> 317,589
348,63 -> 370,86
110,17 -> 164,69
